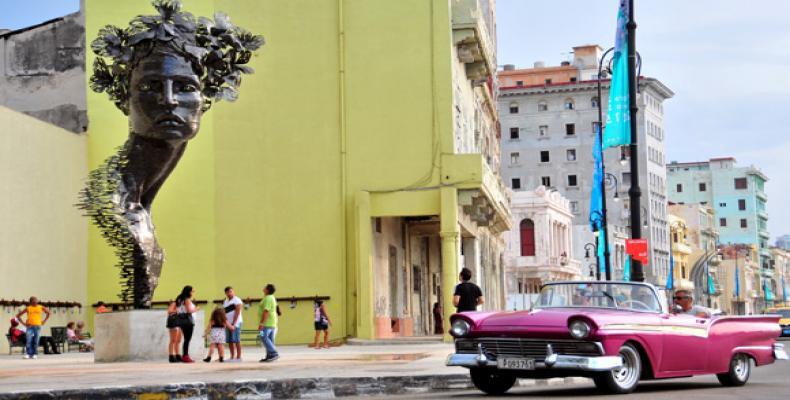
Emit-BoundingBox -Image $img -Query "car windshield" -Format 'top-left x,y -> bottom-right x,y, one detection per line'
536,282 -> 662,313
768,309 -> 790,318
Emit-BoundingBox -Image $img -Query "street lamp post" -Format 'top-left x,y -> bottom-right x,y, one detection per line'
626,0 -> 644,282
584,242 -> 600,281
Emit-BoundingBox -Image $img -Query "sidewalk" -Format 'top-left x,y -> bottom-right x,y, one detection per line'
0,343 -> 588,399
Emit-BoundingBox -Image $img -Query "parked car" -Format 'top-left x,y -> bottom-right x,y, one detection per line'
765,307 -> 790,337
447,281 -> 787,395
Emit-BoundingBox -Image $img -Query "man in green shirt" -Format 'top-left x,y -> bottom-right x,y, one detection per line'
258,283 -> 279,362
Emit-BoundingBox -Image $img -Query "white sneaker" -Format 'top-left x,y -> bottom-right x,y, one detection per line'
32,355 -> 37,359
23,354 -> 30,359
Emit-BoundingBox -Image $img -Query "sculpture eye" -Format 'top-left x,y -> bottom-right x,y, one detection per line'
138,82 -> 153,91
182,83 -> 198,92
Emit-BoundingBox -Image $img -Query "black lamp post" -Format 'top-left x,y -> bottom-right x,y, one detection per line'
584,242 -> 600,280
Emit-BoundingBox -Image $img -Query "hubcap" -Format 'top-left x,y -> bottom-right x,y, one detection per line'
612,347 -> 640,388
733,355 -> 749,381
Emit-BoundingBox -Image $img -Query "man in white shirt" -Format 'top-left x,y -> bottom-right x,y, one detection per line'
223,286 -> 244,362
673,289 -> 711,318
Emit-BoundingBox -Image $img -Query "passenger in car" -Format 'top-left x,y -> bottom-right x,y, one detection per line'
673,289 -> 711,318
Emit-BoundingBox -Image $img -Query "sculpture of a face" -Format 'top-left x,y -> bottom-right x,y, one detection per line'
128,51 -> 203,141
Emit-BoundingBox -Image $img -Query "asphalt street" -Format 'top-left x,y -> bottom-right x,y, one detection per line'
366,356 -> 790,399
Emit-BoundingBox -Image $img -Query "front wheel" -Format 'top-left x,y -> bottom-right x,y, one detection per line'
717,353 -> 751,386
593,343 -> 641,394
469,368 -> 516,395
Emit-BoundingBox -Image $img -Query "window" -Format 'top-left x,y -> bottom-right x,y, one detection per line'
676,183 -> 683,193
738,199 -> 746,210
720,218 -> 727,227
569,77 -> 577,83
539,125 -> 548,136
719,202 -> 727,208
567,175 -> 578,187
566,149 -> 576,161
510,127 -> 519,139
516,80 -> 524,87
734,177 -> 747,189
570,201 -> 579,214
564,98 -> 575,110
510,152 -> 520,165
540,151 -> 550,163
591,96 -> 599,108
538,101 -> 548,111
541,176 -> 551,187
699,183 -> 706,192
592,121 -> 601,133
520,219 -> 536,256
511,178 -> 521,189
545,78 -> 552,84
622,172 -> 631,183
565,123 -> 575,136
740,219 -> 747,228
509,102 -> 519,114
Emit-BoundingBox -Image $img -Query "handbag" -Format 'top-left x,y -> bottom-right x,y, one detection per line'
174,313 -> 193,327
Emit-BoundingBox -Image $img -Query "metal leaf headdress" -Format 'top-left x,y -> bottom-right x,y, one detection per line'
89,0 -> 264,114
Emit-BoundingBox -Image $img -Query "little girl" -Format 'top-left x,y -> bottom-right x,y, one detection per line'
204,308 -> 231,362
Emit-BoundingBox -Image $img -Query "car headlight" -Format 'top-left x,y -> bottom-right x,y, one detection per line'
569,320 -> 591,339
450,319 -> 471,338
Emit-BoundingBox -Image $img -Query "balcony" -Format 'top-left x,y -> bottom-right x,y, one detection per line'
756,190 -> 768,202
444,153 -> 512,233
759,229 -> 771,239
451,0 -> 495,84
673,242 -> 692,255
758,210 -> 768,220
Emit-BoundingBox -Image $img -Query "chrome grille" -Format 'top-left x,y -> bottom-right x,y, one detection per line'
455,338 -> 600,361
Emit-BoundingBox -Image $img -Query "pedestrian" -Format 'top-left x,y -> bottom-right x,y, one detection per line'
222,286 -> 243,362
258,283 -> 279,362
175,285 -> 199,363
312,300 -> 331,349
433,302 -> 444,334
166,298 -> 183,362
453,268 -> 484,313
203,308 -> 231,363
16,296 -> 51,359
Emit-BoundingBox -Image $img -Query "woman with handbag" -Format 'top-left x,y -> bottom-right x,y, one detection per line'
166,299 -> 182,363
171,285 -> 199,363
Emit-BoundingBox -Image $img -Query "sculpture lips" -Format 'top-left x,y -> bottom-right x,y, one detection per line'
156,115 -> 185,126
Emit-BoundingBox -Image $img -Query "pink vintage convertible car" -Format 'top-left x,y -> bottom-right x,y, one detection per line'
447,281 -> 787,394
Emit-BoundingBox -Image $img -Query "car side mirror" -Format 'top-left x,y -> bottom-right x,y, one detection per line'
671,304 -> 683,314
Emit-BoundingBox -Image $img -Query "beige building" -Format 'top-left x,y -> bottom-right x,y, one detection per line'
668,203 -> 721,308
718,244 -> 760,315
0,107 -> 87,354
669,214 -> 694,291
770,247 -> 790,306
504,186 -> 580,309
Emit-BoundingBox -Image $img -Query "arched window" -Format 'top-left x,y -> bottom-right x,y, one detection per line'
591,96 -> 599,108
564,98 -> 575,110
520,219 -> 536,256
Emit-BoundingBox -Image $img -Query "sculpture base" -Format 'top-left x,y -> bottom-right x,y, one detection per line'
94,310 -> 205,362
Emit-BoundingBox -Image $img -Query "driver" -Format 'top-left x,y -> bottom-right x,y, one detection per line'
673,289 -> 711,318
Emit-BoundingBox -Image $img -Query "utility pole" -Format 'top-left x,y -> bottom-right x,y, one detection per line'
627,0 -> 644,282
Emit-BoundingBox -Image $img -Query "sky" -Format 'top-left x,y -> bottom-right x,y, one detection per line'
2,0 -> 788,241
497,0 -> 790,242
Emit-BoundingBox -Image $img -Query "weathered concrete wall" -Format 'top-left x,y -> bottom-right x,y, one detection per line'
0,11 -> 86,133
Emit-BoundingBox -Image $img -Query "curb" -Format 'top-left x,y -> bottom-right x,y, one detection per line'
0,374 -> 591,399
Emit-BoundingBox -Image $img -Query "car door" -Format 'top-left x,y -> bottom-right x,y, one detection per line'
659,313 -> 710,372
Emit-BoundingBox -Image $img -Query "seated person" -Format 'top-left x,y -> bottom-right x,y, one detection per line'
9,318 -> 59,354
66,321 -> 78,342
73,321 -> 94,351
672,289 -> 711,318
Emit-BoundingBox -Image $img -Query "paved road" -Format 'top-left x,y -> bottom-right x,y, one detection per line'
367,360 -> 790,399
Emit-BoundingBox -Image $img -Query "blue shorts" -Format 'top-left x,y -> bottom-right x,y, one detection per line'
226,326 -> 241,343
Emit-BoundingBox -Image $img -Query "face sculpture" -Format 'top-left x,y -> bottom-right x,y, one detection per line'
128,52 -> 203,142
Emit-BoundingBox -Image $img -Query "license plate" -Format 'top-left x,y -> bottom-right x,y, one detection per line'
783,329 -> 790,335
497,357 -> 535,370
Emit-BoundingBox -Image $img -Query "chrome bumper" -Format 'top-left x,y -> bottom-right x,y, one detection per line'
775,343 -> 789,360
446,342 -> 623,372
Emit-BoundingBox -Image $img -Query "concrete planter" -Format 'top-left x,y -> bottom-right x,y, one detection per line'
94,310 -> 205,362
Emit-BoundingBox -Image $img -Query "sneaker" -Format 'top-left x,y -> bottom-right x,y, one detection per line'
169,355 -> 177,363
175,354 -> 182,362
23,354 -> 30,359
181,355 -> 195,363
32,355 -> 37,359
261,354 -> 279,362
203,357 -> 211,363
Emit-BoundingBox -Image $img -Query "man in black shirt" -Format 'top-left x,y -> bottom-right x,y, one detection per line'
453,268 -> 484,312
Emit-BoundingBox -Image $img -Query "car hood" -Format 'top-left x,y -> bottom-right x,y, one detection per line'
471,307 -> 638,328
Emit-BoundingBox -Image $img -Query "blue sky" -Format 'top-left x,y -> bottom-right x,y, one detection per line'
2,0 -> 788,241
497,0 -> 790,242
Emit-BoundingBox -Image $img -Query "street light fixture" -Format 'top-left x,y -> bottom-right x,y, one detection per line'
584,242 -> 600,281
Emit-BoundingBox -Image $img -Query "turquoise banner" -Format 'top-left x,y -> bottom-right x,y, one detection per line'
603,0 -> 631,149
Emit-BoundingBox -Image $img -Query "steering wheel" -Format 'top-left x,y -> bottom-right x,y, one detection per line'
620,300 -> 651,311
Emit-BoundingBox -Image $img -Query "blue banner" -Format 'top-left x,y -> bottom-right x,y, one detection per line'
603,0 -> 631,149
666,250 -> 674,290
734,264 -> 740,297
589,125 -> 604,231
623,255 -> 631,281
783,276 -> 788,303
765,280 -> 774,301
597,231 -> 606,278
